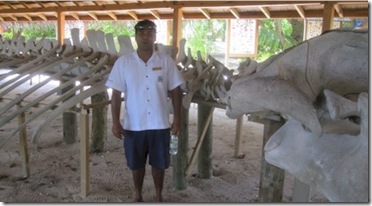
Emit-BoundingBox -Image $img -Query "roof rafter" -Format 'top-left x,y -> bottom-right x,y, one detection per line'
107,11 -> 118,20
229,8 -> 240,19
0,1 -> 366,22
23,14 -> 32,21
200,8 -> 211,19
149,9 -> 160,20
334,4 -> 344,17
8,14 -> 18,21
70,13 -> 80,20
294,5 -> 306,18
87,12 -> 98,21
127,11 -> 138,20
37,13 -> 48,21
0,1 -> 326,14
260,6 -> 271,18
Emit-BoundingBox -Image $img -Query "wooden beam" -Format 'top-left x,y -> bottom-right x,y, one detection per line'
229,8 -> 240,19
322,2 -> 335,32
24,14 -> 32,22
149,9 -> 160,20
93,1 -> 101,6
258,118 -> 285,202
260,6 -> 271,18
197,104 -> 214,179
234,116 -> 243,158
87,12 -> 98,21
19,2 -> 32,9
34,1 -> 45,8
57,11 -> 65,44
70,13 -> 80,20
37,14 -> 48,21
54,2 -> 65,8
172,105 -> 189,190
127,11 -> 138,20
17,102 -> 30,178
71,1 -> 79,7
294,5 -> 305,18
8,14 -> 17,21
0,1 -> 326,14
172,7 -> 183,60
225,19 -> 231,66
3,2 -> 17,9
80,109 -> 90,198
199,8 -> 211,19
185,106 -> 214,176
107,11 -> 118,20
0,1 -> 367,22
334,4 -> 344,18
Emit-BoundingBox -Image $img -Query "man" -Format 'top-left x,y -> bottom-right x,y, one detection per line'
105,19 -> 184,202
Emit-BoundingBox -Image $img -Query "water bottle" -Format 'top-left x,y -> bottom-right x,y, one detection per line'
169,134 -> 178,155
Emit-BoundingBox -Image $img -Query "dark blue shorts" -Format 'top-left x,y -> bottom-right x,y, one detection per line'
123,129 -> 171,170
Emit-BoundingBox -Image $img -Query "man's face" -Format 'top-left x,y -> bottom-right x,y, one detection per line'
135,26 -> 156,50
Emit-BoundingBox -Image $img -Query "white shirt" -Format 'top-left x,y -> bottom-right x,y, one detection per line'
105,51 -> 185,131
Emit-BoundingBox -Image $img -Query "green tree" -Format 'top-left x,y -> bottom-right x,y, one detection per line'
257,19 -> 299,62
87,21 -> 136,36
2,22 -> 56,40
182,19 -> 225,59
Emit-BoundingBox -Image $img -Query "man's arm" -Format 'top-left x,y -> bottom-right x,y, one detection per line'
111,89 -> 125,139
170,86 -> 182,136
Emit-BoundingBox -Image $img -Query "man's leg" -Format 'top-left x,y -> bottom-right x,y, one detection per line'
151,167 -> 165,202
132,168 -> 145,202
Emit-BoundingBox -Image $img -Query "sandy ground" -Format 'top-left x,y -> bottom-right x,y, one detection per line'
0,73 -> 328,203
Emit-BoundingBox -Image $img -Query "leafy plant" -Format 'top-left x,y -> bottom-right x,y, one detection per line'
2,22 -> 56,40
87,21 -> 136,36
182,19 -> 226,59
257,19 -> 299,62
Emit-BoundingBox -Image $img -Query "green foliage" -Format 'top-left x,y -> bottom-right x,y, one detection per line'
87,21 -> 136,36
0,19 -> 300,65
2,22 -> 56,40
182,19 -> 226,59
1,32 -> 12,40
257,19 -> 298,62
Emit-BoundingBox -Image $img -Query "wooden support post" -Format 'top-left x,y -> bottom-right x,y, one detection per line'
172,7 -> 183,60
62,81 -> 77,144
234,115 -> 243,158
90,92 -> 108,153
197,104 -> 214,179
185,106 -> 214,176
57,11 -> 65,45
172,106 -> 189,190
80,109 -> 90,198
258,117 -> 285,202
322,2 -> 335,32
293,177 -> 311,202
17,102 -> 30,178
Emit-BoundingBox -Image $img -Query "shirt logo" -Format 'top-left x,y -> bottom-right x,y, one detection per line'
153,66 -> 162,71
158,76 -> 163,82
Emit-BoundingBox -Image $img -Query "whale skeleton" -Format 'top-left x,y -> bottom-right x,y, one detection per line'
0,29 -> 233,148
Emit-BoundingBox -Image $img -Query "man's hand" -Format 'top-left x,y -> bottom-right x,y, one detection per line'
171,116 -> 181,136
111,89 -> 124,139
112,122 -> 125,139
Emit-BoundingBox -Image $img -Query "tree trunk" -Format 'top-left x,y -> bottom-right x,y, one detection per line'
289,19 -> 304,43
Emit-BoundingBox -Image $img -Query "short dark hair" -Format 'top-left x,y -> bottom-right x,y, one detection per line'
134,19 -> 157,33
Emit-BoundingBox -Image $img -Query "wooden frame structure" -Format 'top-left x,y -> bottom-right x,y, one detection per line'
0,1 -> 368,48
0,0 -> 368,203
